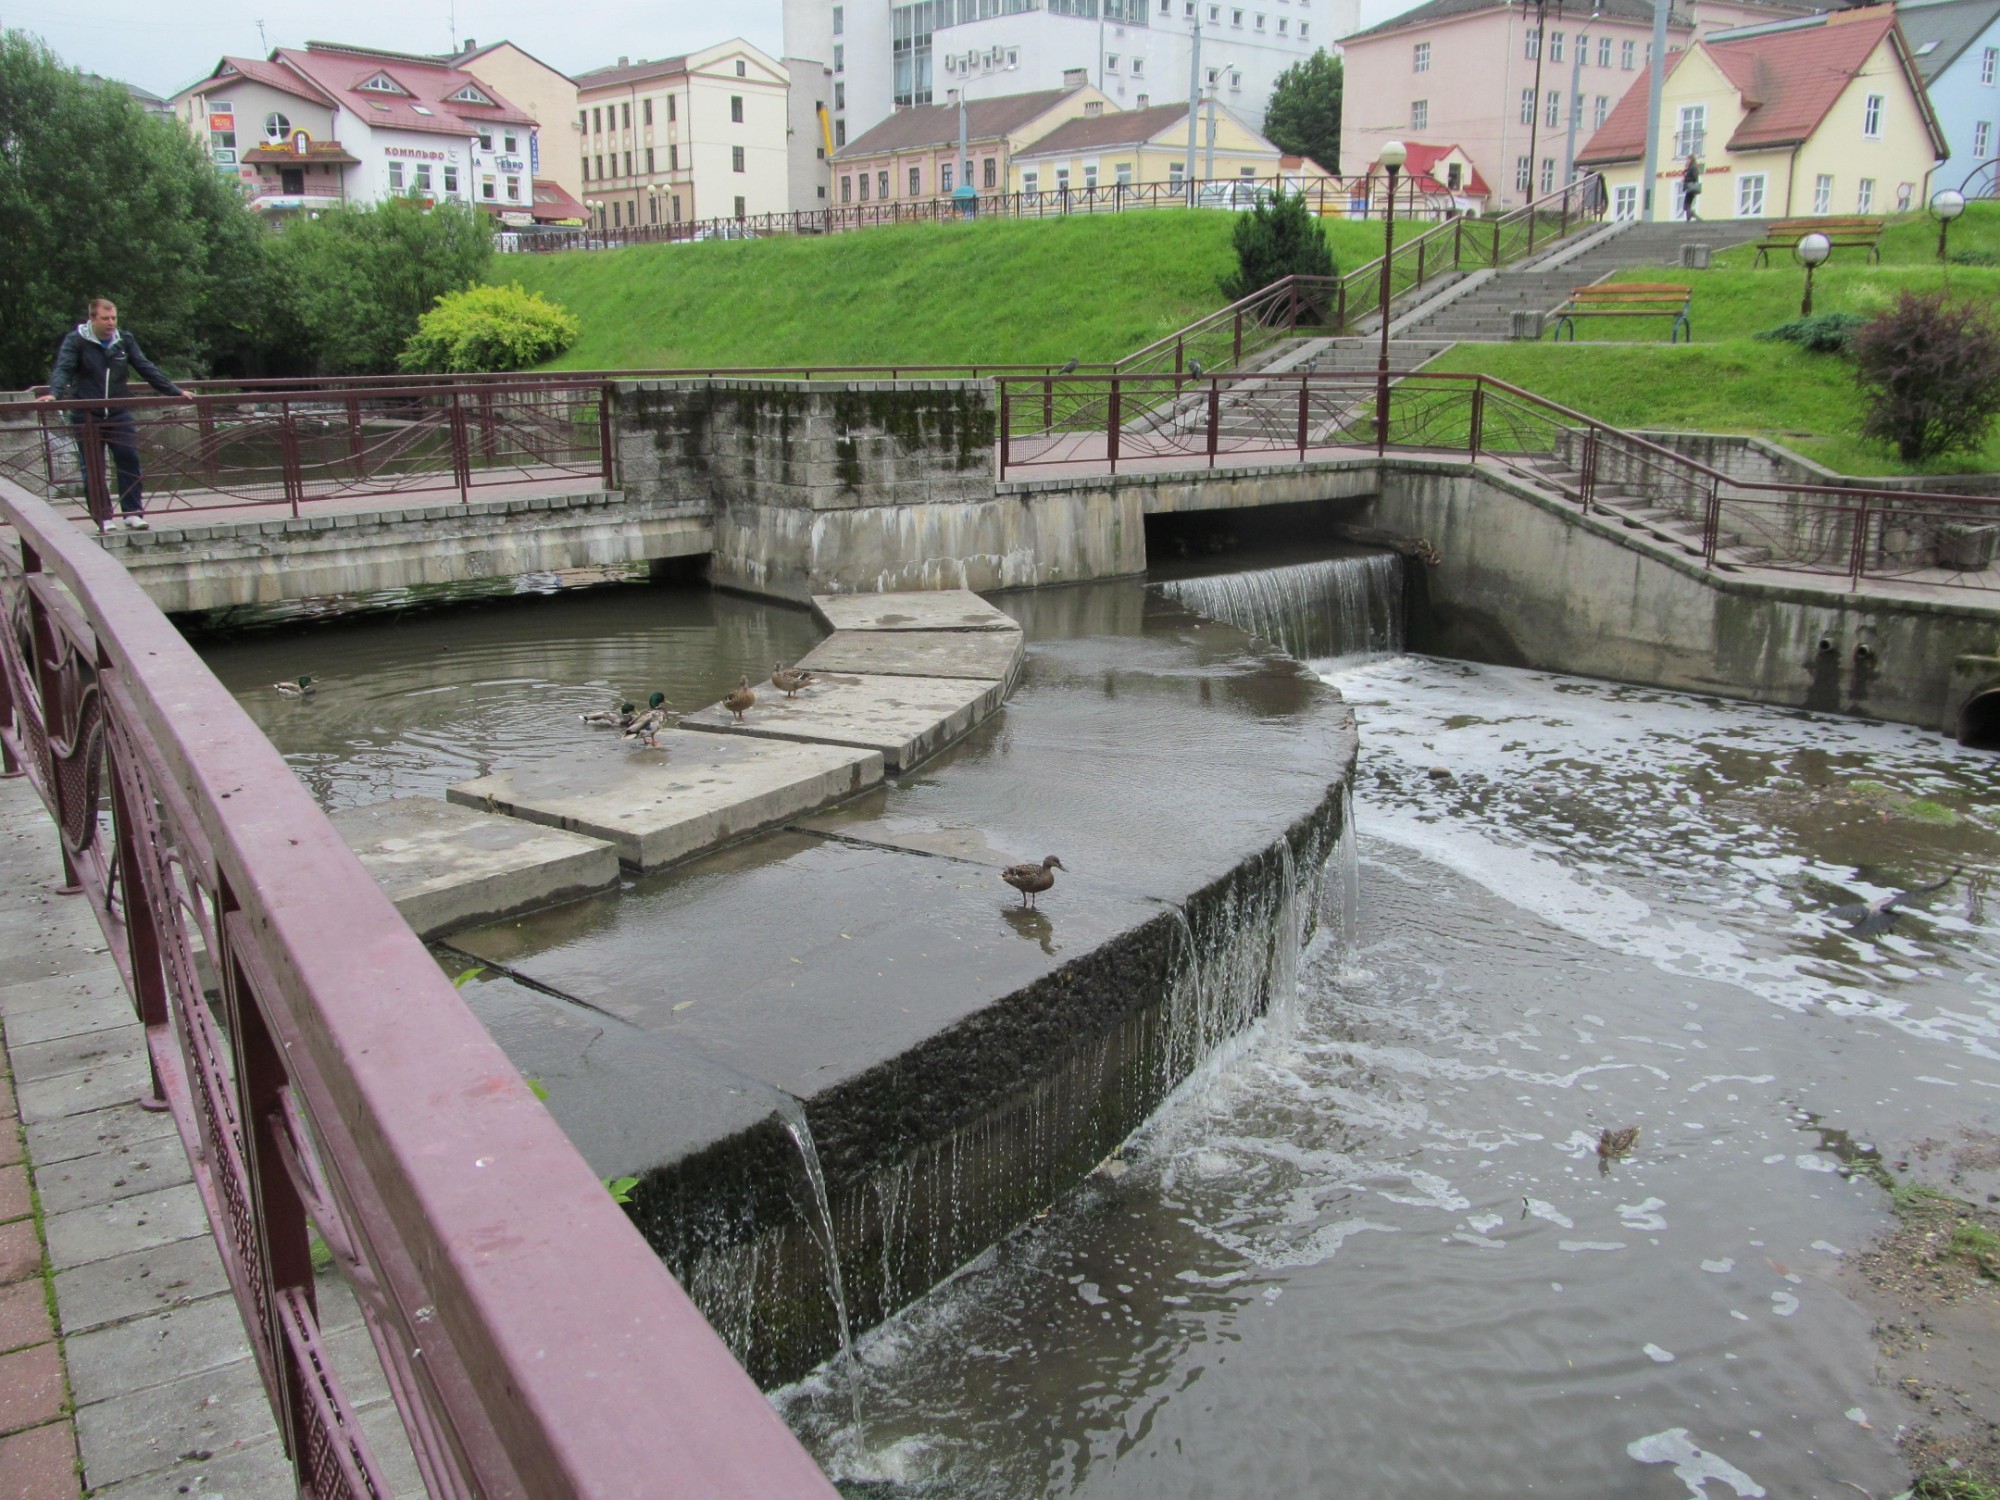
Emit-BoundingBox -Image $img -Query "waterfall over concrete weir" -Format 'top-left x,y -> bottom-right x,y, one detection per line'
1157,552 -> 1404,663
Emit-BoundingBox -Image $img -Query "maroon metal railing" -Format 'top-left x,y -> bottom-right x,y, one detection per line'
994,367 -> 2000,593
0,476 -> 841,1498
513,174 -> 1455,253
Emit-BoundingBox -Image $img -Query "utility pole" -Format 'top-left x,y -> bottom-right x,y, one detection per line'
1205,88 -> 1218,179
1639,0 -> 1669,218
1185,13 -> 1203,202
1563,6 -> 1598,184
1523,0 -> 1549,202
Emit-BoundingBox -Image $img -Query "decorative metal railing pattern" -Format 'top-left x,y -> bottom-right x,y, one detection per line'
0,479 -> 842,1498
994,368 -> 2000,593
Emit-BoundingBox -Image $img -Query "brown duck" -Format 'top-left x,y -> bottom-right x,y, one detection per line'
1597,1126 -> 1640,1160
723,676 -> 756,722
771,662 -> 817,699
1001,855 -> 1065,908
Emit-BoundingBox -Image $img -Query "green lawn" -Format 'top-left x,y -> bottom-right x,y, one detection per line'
497,211 -> 1411,371
1430,202 -> 2000,476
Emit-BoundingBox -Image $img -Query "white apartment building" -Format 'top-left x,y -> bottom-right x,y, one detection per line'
573,40 -> 792,230
783,0 -> 1356,186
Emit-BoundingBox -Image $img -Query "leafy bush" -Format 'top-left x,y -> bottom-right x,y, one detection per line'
1950,248 -> 1999,267
1753,311 -> 1866,354
399,283 -> 580,373
1222,191 -> 1336,305
1851,291 -> 2000,463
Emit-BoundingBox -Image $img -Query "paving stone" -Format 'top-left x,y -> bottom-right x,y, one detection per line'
0,1420 -> 81,1499
0,1345 -> 65,1437
0,1129 -> 20,1172
0,974 -> 132,1045
10,1025 -> 144,1089
32,1129 -> 191,1219
73,1354 -> 272,1493
0,1226 -> 38,1287
63,1294 -> 252,1409
86,1432 -> 293,1499
42,1184 -> 211,1276
0,1167 -> 27,1227
14,1054 -> 151,1127
0,1281 -> 52,1356
20,1103 -> 175,1173
52,1236 -> 227,1337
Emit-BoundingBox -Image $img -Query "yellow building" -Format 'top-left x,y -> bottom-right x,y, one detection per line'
1577,5 -> 1945,221
1006,99 -> 1330,199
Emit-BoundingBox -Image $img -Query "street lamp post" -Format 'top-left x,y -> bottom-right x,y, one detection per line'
1931,188 -> 1966,263
1376,140 -> 1406,452
1795,231 -> 1831,316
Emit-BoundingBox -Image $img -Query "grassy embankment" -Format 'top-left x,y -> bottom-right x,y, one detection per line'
1428,202 -> 2000,476
497,211 -> 1414,371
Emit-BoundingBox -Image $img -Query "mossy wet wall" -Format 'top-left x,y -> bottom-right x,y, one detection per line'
623,780 -> 1350,1387
609,379 -> 1147,600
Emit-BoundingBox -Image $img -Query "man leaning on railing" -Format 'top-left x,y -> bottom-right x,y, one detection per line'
37,296 -> 192,532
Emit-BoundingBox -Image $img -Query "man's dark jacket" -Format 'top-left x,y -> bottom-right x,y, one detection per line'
47,327 -> 183,419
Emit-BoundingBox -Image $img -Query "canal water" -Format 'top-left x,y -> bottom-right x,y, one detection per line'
193,564 -> 2000,1499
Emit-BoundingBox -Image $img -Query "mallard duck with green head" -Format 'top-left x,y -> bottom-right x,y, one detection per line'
1001,855 -> 1065,908
274,675 -> 315,697
621,692 -> 671,747
581,699 -> 638,728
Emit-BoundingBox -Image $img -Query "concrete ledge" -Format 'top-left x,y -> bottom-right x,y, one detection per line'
810,589 -> 1018,633
448,736 -> 884,870
679,670 -> 1006,772
797,627 -> 1024,683
328,797 -> 620,938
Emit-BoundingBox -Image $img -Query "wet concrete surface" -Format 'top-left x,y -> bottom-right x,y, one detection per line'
796,628 -> 1024,682
679,670 -> 1010,772
813,593 -> 1018,633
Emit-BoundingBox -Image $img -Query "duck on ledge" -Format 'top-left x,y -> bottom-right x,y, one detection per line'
1001,855 -> 1065,908
621,692 -> 671,747
771,662 -> 817,699
723,677 -> 756,722
274,675 -> 315,697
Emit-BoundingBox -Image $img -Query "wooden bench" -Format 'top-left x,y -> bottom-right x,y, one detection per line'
1750,216 -> 1886,267
1552,283 -> 1693,343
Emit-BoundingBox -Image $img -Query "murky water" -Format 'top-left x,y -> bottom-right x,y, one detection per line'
778,655 -> 2000,1499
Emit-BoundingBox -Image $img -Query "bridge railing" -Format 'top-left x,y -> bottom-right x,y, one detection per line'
0,476 -> 841,1498
995,367 -> 2000,592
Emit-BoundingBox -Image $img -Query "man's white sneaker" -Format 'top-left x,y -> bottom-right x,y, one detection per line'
124,515 -> 148,530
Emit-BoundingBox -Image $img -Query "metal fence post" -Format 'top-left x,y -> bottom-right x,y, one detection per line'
449,393 -> 472,503
1107,381 -> 1121,474
1468,382 -> 1484,458
1207,383 -> 1220,467
1848,494 -> 1871,588
599,383 -> 616,490
1703,475 -> 1724,569
1297,380 -> 1309,461
999,383 -> 1011,479
277,403 -> 305,518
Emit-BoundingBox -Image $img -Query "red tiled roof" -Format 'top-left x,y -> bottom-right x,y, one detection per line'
1577,6 -> 1940,163
836,89 -> 1081,158
529,178 -> 587,221
274,44 -> 538,137
1366,141 -> 1492,197
190,56 -> 336,107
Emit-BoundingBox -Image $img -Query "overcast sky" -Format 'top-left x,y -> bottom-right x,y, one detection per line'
8,0 -> 786,99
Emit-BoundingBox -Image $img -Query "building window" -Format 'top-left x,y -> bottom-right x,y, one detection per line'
1613,183 -> 1637,219
670,144 -> 679,170
1277,19 -> 1287,34
592,107 -> 602,132
1056,166 -> 1071,193
1736,172 -> 1765,216
1594,95 -> 1608,129
1621,38 -> 1635,69
646,147 -> 655,172
1085,164 -> 1099,189
736,60 -> 747,76
1024,169 -> 1040,196
479,131 -> 495,152
836,81 -> 846,109
1413,40 -> 1430,71
1598,35 -> 1611,66
909,165 -> 921,194
1516,155 -> 1531,191
841,176 -> 852,202
595,154 -> 605,178
878,170 -> 889,197
1977,120 -> 1993,156
734,193 -> 746,215
1540,156 -> 1555,192
612,201 -> 620,226
581,157 -> 590,182
1300,22 -> 1308,37
621,103 -> 630,129
1546,90 -> 1561,128
650,195 -> 659,223
1412,99 -> 1428,129
859,172 -> 870,201
578,110 -> 587,131
941,162 -> 954,192
733,145 -> 746,172
1525,27 -> 1540,58
1107,53 -> 1119,70
984,156 -> 996,187
411,163 -> 430,194
835,44 -> 845,72
1673,104 -> 1705,159
1983,45 -> 1997,84
624,151 -> 632,175
504,133 -> 517,152
1116,161 -> 1132,185
1255,12 -> 1265,27
1813,172 -> 1832,213
1862,94 -> 1883,138
672,194 -> 681,220
834,3 -> 844,31
1857,177 -> 1875,212
1521,88 -> 1535,125
263,111 -> 289,140
731,96 -> 744,123
1132,57 -> 1144,74
643,99 -> 653,125
1550,30 -> 1563,61
388,160 -> 405,192
835,119 -> 846,146
443,165 -> 459,194
1232,8 -> 1243,23
668,95 -> 676,121
507,179 -> 521,202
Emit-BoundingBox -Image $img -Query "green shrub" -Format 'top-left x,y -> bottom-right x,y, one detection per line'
1222,191 -> 1336,305
1754,311 -> 1866,354
399,282 -> 580,373
1852,290 -> 2000,462
1950,248 -> 1999,267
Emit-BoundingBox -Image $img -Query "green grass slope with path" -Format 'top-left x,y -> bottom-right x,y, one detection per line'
1428,203 -> 2000,476
496,211 -> 1407,371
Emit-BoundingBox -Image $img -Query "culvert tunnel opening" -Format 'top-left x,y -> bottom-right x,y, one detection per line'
1961,689 -> 2000,750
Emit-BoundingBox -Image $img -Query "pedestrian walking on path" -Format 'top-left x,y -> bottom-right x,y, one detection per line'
1680,154 -> 1703,222
39,298 -> 188,533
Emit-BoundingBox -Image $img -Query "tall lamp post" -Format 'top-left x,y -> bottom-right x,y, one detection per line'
1376,140 -> 1406,452
1795,231 -> 1830,316
1931,188 -> 1966,263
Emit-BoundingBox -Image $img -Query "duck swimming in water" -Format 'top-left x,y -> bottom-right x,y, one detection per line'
1001,855 -> 1065,909
274,675 -> 315,697
1597,1126 -> 1640,1160
581,699 -> 638,727
1829,867 -> 1962,936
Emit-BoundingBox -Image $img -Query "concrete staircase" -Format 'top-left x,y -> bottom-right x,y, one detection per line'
1396,218 -> 1766,343
1510,452 -> 1778,573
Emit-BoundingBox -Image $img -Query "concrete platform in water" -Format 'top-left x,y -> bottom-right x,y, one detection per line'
678,670 -> 1010,772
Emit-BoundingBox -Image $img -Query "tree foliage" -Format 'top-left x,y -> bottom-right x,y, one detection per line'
1263,49 -> 1343,176
400,283 -> 580,372
266,199 -> 495,375
1223,191 -> 1335,303
0,30 -> 272,389
1850,291 -> 2000,463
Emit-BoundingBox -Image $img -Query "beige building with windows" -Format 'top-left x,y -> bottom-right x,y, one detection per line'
572,40 -> 790,231
831,76 -> 1110,206
443,40 -> 582,202
1006,99 -> 1328,196
1576,5 -> 1946,220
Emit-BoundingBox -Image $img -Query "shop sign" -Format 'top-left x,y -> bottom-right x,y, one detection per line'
496,156 -> 525,173
386,145 -> 451,162
210,112 -> 235,131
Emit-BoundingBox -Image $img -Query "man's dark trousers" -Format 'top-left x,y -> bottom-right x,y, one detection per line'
74,414 -> 144,519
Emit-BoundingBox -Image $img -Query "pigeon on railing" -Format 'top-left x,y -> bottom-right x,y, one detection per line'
1056,357 -> 1079,376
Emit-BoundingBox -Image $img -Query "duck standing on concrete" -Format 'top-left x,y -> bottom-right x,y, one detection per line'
621,692 -> 671,748
771,662 -> 817,699
581,699 -> 638,728
274,675 -> 315,697
1001,855 -> 1065,909
724,676 -> 756,722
